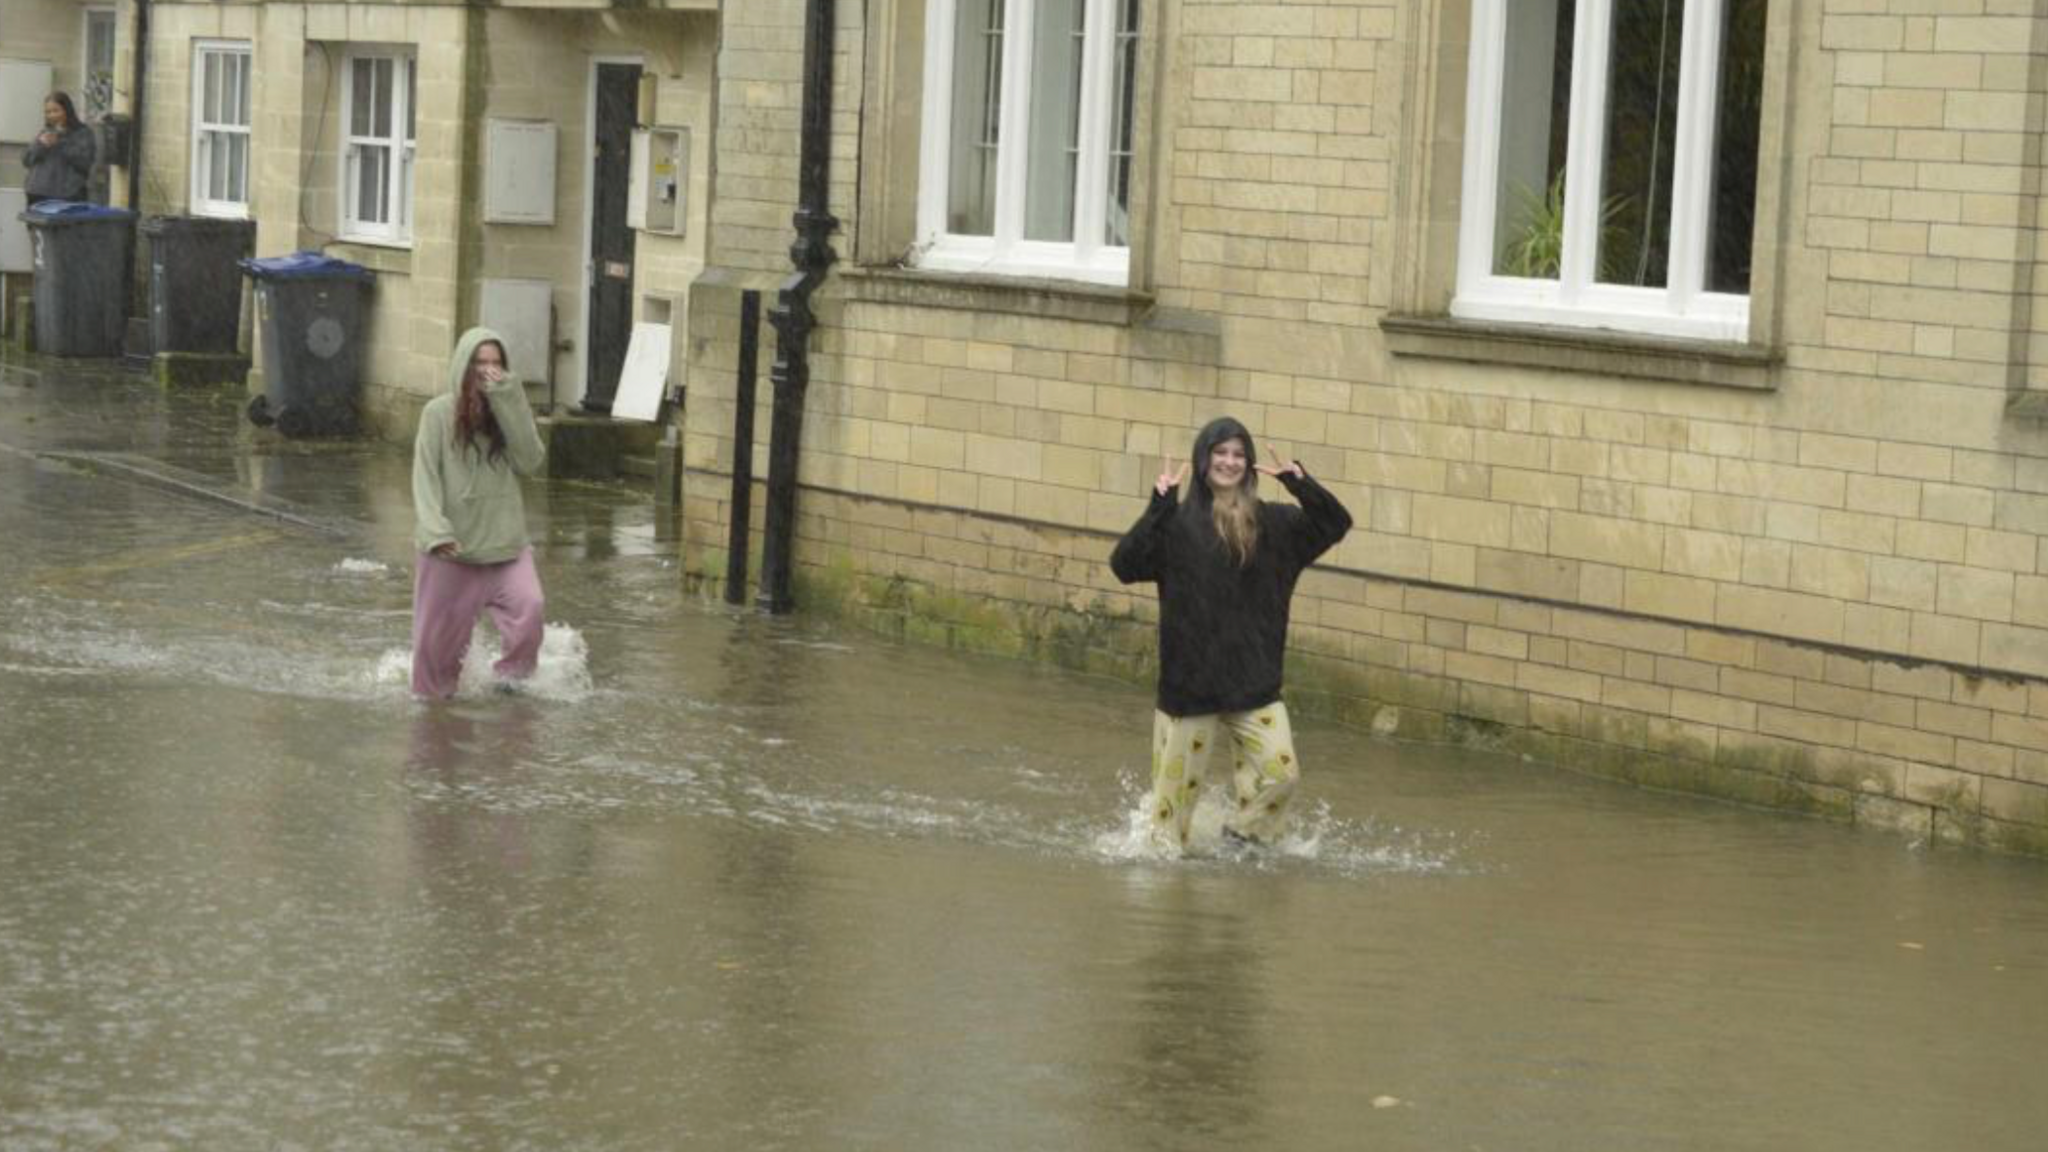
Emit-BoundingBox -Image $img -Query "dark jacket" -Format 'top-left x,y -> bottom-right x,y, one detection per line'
22,124 -> 96,201
1111,418 -> 1353,717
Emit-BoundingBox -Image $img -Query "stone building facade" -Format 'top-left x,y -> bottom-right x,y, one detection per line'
108,0 -> 715,435
679,0 -> 2048,852
34,0 -> 2048,850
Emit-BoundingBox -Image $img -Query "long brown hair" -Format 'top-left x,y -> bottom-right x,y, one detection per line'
454,341 -> 509,464
43,91 -> 79,130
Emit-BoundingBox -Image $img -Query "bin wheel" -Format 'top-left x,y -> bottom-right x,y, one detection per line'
247,394 -> 274,427
275,406 -> 312,439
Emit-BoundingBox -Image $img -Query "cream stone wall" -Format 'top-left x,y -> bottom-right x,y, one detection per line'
459,7 -> 715,403
679,0 -> 2048,852
2,0 -> 97,184
136,2 -> 716,428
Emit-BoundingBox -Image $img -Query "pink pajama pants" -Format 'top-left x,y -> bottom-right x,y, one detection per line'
411,548 -> 545,699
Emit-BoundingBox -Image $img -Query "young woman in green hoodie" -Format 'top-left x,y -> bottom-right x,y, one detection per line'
410,328 -> 548,698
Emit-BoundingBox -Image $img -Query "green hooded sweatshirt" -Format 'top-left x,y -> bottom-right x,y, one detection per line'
411,327 -> 547,563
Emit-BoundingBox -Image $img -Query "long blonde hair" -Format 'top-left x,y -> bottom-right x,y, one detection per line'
1211,483 -> 1259,567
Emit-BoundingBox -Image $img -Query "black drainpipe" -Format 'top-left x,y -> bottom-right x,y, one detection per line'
125,0 -> 151,314
126,0 -> 151,212
756,0 -> 838,614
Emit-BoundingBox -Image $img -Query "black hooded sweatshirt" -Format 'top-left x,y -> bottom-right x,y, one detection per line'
1111,417 -> 1353,717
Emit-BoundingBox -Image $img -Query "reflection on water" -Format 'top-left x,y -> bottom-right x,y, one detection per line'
2,448 -> 2047,1151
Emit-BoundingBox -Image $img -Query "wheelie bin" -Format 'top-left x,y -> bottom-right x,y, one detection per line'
142,215 -> 255,354
19,200 -> 136,357
241,251 -> 373,437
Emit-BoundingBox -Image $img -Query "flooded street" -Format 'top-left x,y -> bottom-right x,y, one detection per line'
3,358 -> 2046,1151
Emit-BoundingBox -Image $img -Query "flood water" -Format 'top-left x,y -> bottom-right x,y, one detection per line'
3,364 -> 2046,1150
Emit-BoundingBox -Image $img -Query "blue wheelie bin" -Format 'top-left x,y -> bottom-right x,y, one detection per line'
241,251 -> 373,437
19,200 -> 137,357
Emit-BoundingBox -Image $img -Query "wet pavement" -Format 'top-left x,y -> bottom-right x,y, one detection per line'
3,350 -> 2047,1151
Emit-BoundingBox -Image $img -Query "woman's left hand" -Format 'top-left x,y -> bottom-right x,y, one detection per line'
1255,459 -> 1305,480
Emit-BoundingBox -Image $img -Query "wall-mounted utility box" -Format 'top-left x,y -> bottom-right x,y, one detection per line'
0,59 -> 55,145
480,278 -> 554,387
626,127 -> 687,236
0,189 -> 29,272
483,119 -> 557,226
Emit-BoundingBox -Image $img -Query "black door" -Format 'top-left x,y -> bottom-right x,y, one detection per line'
585,62 -> 641,414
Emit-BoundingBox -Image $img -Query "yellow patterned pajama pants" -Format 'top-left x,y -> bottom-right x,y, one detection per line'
1148,703 -> 1301,848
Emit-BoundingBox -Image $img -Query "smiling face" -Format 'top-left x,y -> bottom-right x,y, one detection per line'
1206,438 -> 1249,492
43,100 -> 65,130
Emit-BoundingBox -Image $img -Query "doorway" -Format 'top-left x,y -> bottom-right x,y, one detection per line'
583,59 -> 641,414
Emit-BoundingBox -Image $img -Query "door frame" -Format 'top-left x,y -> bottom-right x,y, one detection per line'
580,54 -> 643,409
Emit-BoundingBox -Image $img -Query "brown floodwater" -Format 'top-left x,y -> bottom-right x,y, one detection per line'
2,361 -> 2045,1150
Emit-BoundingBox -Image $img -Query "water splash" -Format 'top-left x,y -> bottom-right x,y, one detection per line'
374,622 -> 594,703
1090,772 -> 1461,878
332,558 -> 390,575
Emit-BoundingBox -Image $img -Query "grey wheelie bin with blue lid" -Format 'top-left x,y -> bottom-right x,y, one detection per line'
241,251 -> 373,437
19,200 -> 137,357
142,215 -> 255,354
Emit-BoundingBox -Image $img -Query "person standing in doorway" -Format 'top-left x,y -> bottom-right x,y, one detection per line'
21,92 -> 95,205
1110,416 -> 1353,851
411,327 -> 549,699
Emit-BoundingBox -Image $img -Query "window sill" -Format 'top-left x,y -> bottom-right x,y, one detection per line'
324,241 -> 412,276
836,264 -> 1153,327
1381,313 -> 1781,392
2009,390 -> 2048,420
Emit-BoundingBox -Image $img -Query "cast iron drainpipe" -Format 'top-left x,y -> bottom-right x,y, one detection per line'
757,0 -> 839,614
125,0 -> 151,312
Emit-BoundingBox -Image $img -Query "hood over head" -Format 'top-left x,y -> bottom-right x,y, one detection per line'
1189,415 -> 1257,506
446,327 -> 511,395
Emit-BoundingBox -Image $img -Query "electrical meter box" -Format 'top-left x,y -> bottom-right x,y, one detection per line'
626,127 -> 687,235
483,119 -> 558,225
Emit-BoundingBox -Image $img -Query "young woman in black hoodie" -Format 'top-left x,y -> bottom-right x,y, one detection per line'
1111,416 -> 1353,850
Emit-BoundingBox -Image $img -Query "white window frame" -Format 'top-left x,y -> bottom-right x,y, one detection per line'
339,48 -> 416,246
1453,0 -> 1750,342
189,40 -> 253,218
915,0 -> 1131,286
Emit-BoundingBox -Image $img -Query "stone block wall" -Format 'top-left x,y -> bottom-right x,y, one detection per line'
602,2 -> 2048,850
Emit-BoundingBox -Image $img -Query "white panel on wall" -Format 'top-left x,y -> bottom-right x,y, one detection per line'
0,188 -> 29,271
480,278 -> 554,387
483,119 -> 557,225
0,59 -> 56,146
610,322 -> 671,423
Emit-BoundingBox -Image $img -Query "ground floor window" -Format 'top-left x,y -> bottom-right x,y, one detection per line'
1453,0 -> 1766,341
190,41 -> 253,217
340,50 -> 416,245
915,0 -> 1139,285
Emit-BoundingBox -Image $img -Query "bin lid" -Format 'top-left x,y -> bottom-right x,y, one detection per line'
19,200 -> 137,225
140,214 -> 258,236
240,250 -> 374,281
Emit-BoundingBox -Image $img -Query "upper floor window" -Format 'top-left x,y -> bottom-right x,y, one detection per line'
190,41 -> 252,217
341,50 -> 416,245
916,0 -> 1139,285
1454,0 -> 1766,341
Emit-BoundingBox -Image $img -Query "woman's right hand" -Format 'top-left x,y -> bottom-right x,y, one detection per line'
1155,461 -> 1190,497
431,542 -> 460,559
